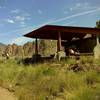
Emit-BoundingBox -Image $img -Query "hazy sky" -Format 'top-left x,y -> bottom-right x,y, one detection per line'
0,0 -> 100,45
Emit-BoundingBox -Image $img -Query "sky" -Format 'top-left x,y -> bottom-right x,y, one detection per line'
0,0 -> 100,45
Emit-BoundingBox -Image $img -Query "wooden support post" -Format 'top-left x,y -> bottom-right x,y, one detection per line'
57,32 -> 61,52
35,38 -> 38,55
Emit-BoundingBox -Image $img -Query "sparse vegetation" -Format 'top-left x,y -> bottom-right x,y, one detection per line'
0,57 -> 100,100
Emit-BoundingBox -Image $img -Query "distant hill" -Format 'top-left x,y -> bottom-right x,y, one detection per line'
0,43 -> 6,47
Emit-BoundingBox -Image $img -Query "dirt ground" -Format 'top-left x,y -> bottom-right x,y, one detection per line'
0,87 -> 17,100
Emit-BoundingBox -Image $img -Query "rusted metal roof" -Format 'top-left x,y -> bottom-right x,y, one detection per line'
24,25 -> 100,40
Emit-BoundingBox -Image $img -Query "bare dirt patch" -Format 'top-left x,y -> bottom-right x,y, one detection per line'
0,87 -> 17,100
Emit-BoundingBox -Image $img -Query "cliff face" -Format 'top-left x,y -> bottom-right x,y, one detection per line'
0,43 -> 6,56
0,42 -> 35,58
0,40 -> 57,58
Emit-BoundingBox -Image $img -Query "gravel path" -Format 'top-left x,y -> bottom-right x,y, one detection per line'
0,87 -> 17,100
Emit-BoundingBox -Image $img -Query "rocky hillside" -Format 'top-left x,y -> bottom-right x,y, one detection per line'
0,40 -> 57,58
0,43 -> 6,56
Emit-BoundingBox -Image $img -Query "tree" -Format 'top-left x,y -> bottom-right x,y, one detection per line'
96,20 -> 100,28
96,20 -> 100,43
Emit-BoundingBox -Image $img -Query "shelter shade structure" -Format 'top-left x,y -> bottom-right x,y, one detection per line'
24,25 -> 100,40
24,25 -> 100,59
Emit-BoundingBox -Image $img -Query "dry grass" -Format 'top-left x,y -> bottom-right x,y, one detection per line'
0,57 -> 100,100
